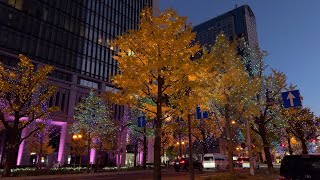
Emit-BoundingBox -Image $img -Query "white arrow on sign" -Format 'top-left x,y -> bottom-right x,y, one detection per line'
287,92 -> 295,107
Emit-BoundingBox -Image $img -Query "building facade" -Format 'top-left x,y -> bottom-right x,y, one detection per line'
0,0 -> 156,167
193,5 -> 259,75
192,5 -> 259,155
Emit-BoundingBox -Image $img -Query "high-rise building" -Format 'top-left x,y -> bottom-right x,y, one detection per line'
0,0 -> 156,167
193,5 -> 258,49
192,5 -> 259,154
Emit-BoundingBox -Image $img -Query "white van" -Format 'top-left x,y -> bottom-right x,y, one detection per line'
202,153 -> 228,169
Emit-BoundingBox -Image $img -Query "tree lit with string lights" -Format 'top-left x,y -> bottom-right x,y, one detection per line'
205,33 -> 260,174
0,54 -> 58,177
105,8 -> 205,180
71,89 -> 115,172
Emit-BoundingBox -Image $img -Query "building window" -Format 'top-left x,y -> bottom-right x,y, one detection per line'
79,78 -> 99,89
105,86 -> 119,93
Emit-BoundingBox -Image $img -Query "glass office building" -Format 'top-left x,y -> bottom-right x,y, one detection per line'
193,5 -> 259,49
0,0 -> 155,166
0,0 -> 153,82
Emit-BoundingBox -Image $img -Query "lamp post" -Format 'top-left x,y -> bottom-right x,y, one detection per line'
72,134 -> 82,167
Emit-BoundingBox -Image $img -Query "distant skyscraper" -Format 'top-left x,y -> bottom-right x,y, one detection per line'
0,0 -> 155,167
193,5 -> 259,49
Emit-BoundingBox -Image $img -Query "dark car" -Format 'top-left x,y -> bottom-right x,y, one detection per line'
173,158 -> 203,172
279,154 -> 320,180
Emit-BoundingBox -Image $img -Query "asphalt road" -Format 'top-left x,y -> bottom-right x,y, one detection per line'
52,171 -> 212,180
4,166 -> 278,180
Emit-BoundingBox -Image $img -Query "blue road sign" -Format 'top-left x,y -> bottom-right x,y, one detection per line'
137,116 -> 146,127
281,90 -> 302,108
196,106 -> 209,119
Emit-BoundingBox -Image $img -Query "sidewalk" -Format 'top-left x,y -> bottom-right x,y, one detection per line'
1,169 -> 156,180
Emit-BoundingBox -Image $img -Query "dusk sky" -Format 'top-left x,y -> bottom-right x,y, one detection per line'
159,0 -> 320,115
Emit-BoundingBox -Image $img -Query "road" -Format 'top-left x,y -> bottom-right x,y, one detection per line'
54,170 -> 221,180
4,166 -> 278,180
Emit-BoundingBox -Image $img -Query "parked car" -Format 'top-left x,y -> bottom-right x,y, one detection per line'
168,159 -> 176,166
202,153 -> 228,169
241,157 -> 259,169
235,157 -> 246,167
173,158 -> 203,172
279,154 -> 320,180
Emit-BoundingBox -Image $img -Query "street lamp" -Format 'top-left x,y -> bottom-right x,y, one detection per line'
72,134 -> 82,167
73,134 -> 82,140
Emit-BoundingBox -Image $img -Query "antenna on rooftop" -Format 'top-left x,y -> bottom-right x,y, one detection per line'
235,0 -> 238,8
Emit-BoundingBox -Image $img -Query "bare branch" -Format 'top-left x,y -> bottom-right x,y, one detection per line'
251,125 -> 260,135
19,127 -> 40,144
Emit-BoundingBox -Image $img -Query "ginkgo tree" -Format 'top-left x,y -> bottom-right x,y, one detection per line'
0,54 -> 58,177
207,34 -> 260,175
281,107 -> 320,154
106,8 -> 204,180
250,69 -> 287,174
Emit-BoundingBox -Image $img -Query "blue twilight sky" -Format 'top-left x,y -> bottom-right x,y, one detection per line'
159,0 -> 320,116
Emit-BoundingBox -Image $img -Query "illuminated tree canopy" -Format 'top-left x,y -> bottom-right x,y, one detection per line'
0,54 -> 58,177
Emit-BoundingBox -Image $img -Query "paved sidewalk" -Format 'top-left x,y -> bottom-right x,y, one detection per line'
1,169 -> 157,180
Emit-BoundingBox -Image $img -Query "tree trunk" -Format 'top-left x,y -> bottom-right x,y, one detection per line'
2,130 -> 18,177
301,139 -> 308,154
246,120 -> 254,176
225,104 -> 234,175
178,131 -> 182,157
1,137 -> 6,166
200,121 -> 208,154
37,134 -> 44,170
287,136 -> 293,155
117,128 -> 122,170
188,113 -> 194,180
87,132 -> 91,173
94,142 -> 102,173
133,143 -> 137,167
153,76 -> 163,180
79,156 -> 82,168
143,126 -> 147,169
259,122 -> 274,174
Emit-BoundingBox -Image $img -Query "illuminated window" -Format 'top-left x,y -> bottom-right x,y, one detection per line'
8,0 -> 23,10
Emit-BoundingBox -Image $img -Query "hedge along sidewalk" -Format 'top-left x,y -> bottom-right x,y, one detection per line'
1,169 -> 155,180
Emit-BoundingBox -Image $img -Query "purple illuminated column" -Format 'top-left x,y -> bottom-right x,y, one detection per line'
90,148 -> 96,164
16,128 -> 27,165
58,122 -> 67,164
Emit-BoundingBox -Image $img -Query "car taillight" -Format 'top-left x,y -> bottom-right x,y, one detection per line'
180,160 -> 185,164
278,176 -> 286,180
